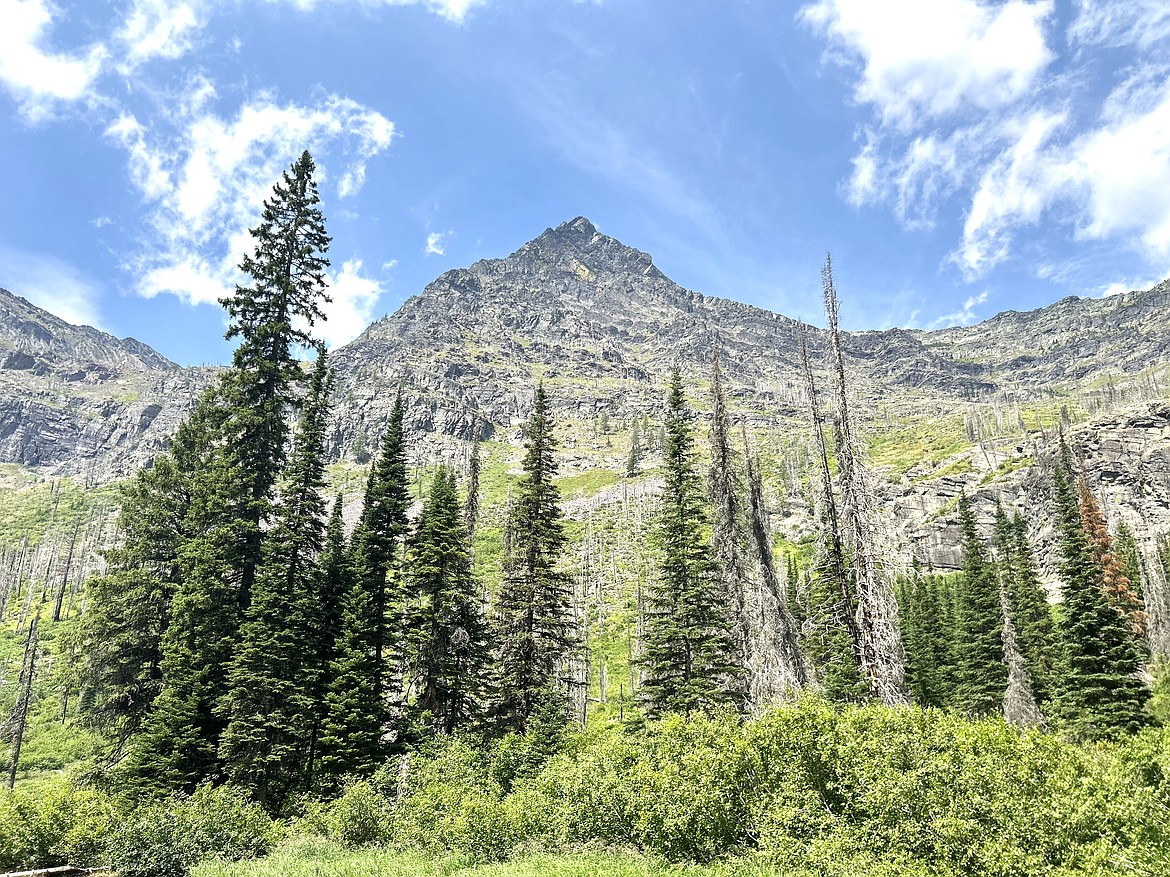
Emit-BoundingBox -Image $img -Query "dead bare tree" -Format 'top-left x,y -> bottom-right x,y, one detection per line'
708,344 -> 808,706
821,254 -> 908,705
5,615 -> 40,789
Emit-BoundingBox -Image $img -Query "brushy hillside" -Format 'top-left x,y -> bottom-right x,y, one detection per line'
3,700 -> 1168,877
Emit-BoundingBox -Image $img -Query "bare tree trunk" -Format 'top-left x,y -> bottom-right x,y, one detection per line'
7,617 -> 39,789
822,255 -> 908,705
799,325 -> 860,659
1000,583 -> 1044,727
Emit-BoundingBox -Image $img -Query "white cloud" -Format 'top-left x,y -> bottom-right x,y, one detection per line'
928,290 -> 988,329
317,259 -> 383,347
0,0 -> 106,121
91,216 -> 113,228
425,232 -> 448,256
115,0 -> 206,70
1069,1 -> 1170,50
109,91 -> 395,308
1098,274 -> 1167,298
381,258 -> 399,271
0,246 -> 104,328
957,110 -> 1067,274
799,0 -> 1055,129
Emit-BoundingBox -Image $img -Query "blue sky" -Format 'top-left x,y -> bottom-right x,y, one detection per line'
1,0 -> 1169,366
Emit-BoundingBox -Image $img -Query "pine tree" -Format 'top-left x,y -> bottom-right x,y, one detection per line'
952,494 -> 1006,717
490,384 -> 575,732
898,565 -> 954,709
317,572 -> 384,784
349,392 -> 411,710
464,442 -> 482,540
124,152 -> 332,789
639,367 -> 738,717
1052,440 -> 1149,738
1077,475 -> 1147,637
993,505 -> 1055,706
217,354 -> 332,810
402,468 -> 488,737
80,382 -> 230,756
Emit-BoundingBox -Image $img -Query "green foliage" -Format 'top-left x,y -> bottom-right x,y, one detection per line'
897,568 -> 957,709
402,467 -> 488,738
952,494 -> 1006,717
107,785 -> 275,877
218,355 -> 333,810
490,384 -> 574,733
640,368 -> 737,717
994,505 -> 1055,706
0,780 -> 124,871
1051,442 -> 1149,738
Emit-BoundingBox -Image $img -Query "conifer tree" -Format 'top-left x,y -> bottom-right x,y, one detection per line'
898,565 -> 953,708
217,354 -> 332,810
952,494 -> 1006,717
491,384 -> 574,732
464,442 -> 481,540
1052,441 -> 1149,738
349,392 -> 411,709
993,504 -> 1055,706
640,367 -> 738,717
80,381 -> 230,756
307,493 -> 350,785
403,468 -> 488,736
1077,475 -> 1147,637
123,152 -> 332,789
626,418 -> 642,478
317,572 -> 383,784
220,151 -> 332,596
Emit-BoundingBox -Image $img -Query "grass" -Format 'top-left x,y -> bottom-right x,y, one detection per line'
192,843 -> 780,877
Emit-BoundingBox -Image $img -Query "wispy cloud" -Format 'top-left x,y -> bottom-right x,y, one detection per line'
0,0 -> 107,121
0,246 -> 104,328
928,290 -> 988,328
115,0 -> 207,71
803,0 -> 1170,285
424,231 -> 449,256
107,87 -> 395,310
316,258 -> 383,348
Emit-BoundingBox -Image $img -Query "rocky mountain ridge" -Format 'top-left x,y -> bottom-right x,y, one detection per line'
0,220 -> 1168,602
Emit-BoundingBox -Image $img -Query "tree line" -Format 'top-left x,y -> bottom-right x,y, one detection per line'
73,152 -> 1158,813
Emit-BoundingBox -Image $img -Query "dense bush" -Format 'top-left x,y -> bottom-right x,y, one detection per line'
106,785 -> 276,877
0,780 -> 124,871
373,699 -> 1170,876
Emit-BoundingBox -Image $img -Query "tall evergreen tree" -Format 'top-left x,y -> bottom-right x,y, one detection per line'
490,384 -> 575,732
123,151 -> 332,789
952,494 -> 1006,717
626,418 -> 642,478
1077,475 -> 1147,637
80,381 -> 231,758
639,367 -> 738,718
403,468 -> 488,736
217,354 -> 332,810
898,565 -> 954,709
1052,440 -> 1149,738
993,504 -> 1055,706
349,392 -> 411,709
220,150 -> 331,585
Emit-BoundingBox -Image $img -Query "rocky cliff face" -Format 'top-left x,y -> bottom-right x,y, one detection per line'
0,287 -> 213,480
2,219 -> 1169,591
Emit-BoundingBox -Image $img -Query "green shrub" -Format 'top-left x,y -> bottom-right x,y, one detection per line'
322,780 -> 391,847
107,785 -> 275,877
0,780 -> 123,871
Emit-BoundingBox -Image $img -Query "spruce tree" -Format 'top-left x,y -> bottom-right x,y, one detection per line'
403,468 -> 488,737
217,354 -> 332,810
124,151 -> 332,789
490,384 -> 574,732
1052,442 -> 1149,737
639,367 -> 738,717
80,382 -> 230,755
349,392 -> 411,709
993,505 -> 1055,706
220,150 -> 331,563
952,494 -> 1006,717
626,418 -> 642,478
1077,475 -> 1147,637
